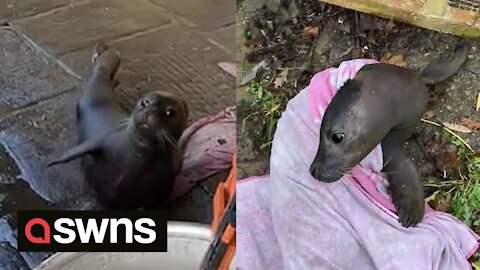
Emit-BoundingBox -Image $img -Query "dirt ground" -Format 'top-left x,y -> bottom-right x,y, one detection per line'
237,0 -> 480,264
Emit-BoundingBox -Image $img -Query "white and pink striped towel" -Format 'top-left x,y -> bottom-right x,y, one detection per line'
237,59 -> 479,270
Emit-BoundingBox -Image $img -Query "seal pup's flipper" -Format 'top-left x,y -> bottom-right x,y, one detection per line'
92,43 -> 121,80
381,126 -> 425,227
382,144 -> 425,227
46,139 -> 101,167
420,42 -> 469,85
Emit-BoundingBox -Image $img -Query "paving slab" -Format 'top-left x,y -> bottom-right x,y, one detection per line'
0,90 -> 97,207
13,0 -> 172,56
0,29 -> 77,117
150,0 -> 235,31
0,0 -> 70,23
60,26 -> 235,119
0,143 -> 20,185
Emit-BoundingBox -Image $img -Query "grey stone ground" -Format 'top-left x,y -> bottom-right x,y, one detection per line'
0,0 -> 234,268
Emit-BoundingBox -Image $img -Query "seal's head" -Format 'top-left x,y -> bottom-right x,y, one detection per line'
309,79 -> 388,183
132,91 -> 188,142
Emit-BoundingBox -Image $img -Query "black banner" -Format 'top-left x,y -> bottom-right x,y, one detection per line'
17,210 -> 167,252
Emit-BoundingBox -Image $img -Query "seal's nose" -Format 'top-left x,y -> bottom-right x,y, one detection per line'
140,96 -> 154,108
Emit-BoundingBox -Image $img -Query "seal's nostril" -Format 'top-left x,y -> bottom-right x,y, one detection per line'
309,166 -> 317,178
140,99 -> 149,108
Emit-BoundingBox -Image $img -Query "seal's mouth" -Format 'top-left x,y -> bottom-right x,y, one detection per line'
309,163 -> 345,183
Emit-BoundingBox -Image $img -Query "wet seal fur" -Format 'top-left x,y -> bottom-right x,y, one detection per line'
47,44 -> 188,209
310,43 -> 469,227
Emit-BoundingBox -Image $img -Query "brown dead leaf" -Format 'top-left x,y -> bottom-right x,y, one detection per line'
244,36 -> 263,47
425,137 -> 440,153
380,53 -> 407,68
423,110 -> 435,119
435,144 -> 458,170
302,26 -> 319,40
380,52 -> 391,63
461,117 -> 480,133
273,69 -> 289,89
442,122 -> 472,133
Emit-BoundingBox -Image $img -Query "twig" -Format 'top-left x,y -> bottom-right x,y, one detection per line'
421,118 -> 473,152
350,10 -> 361,59
424,180 -> 463,188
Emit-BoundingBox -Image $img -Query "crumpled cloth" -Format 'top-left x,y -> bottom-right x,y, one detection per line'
237,59 -> 479,270
172,106 -> 236,199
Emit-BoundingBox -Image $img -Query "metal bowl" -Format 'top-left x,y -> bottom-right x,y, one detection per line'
35,222 -> 235,270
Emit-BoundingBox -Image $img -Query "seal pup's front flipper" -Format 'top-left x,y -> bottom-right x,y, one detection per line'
420,42 -> 469,85
46,139 -> 101,167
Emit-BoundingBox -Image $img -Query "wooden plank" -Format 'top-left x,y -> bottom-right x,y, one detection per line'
319,0 -> 480,39
424,0 -> 448,16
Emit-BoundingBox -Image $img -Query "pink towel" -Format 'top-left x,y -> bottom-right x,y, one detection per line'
172,106 -> 235,199
237,59 -> 479,270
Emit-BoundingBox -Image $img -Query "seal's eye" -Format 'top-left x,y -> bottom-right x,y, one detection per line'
165,106 -> 176,118
331,133 -> 344,144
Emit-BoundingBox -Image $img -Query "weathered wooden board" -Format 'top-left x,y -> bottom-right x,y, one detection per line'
320,0 -> 480,39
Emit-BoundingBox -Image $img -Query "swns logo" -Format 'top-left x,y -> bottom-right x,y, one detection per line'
18,210 -> 167,252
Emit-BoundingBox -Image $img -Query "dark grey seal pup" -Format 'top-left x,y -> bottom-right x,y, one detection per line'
310,43 -> 469,227
48,44 -> 188,210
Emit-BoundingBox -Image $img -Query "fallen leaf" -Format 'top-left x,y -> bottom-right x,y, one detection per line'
218,62 -> 236,78
272,69 -> 289,89
425,137 -> 440,152
380,53 -> 407,68
244,37 -> 263,47
461,117 -> 480,133
380,52 -> 391,61
476,92 -> 480,111
435,192 -> 452,212
423,110 -> 435,119
302,26 -> 319,40
442,122 -> 472,133
239,60 -> 268,86
435,144 -> 458,170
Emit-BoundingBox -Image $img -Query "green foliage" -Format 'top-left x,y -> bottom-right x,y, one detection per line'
473,256 -> 480,270
441,132 -> 480,265
443,132 -> 480,227
245,81 -> 285,151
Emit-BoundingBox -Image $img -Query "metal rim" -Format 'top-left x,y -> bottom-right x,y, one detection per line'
35,222 -> 212,270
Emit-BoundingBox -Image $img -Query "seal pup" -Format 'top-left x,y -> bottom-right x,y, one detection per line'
309,43 -> 469,227
47,44 -> 188,210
